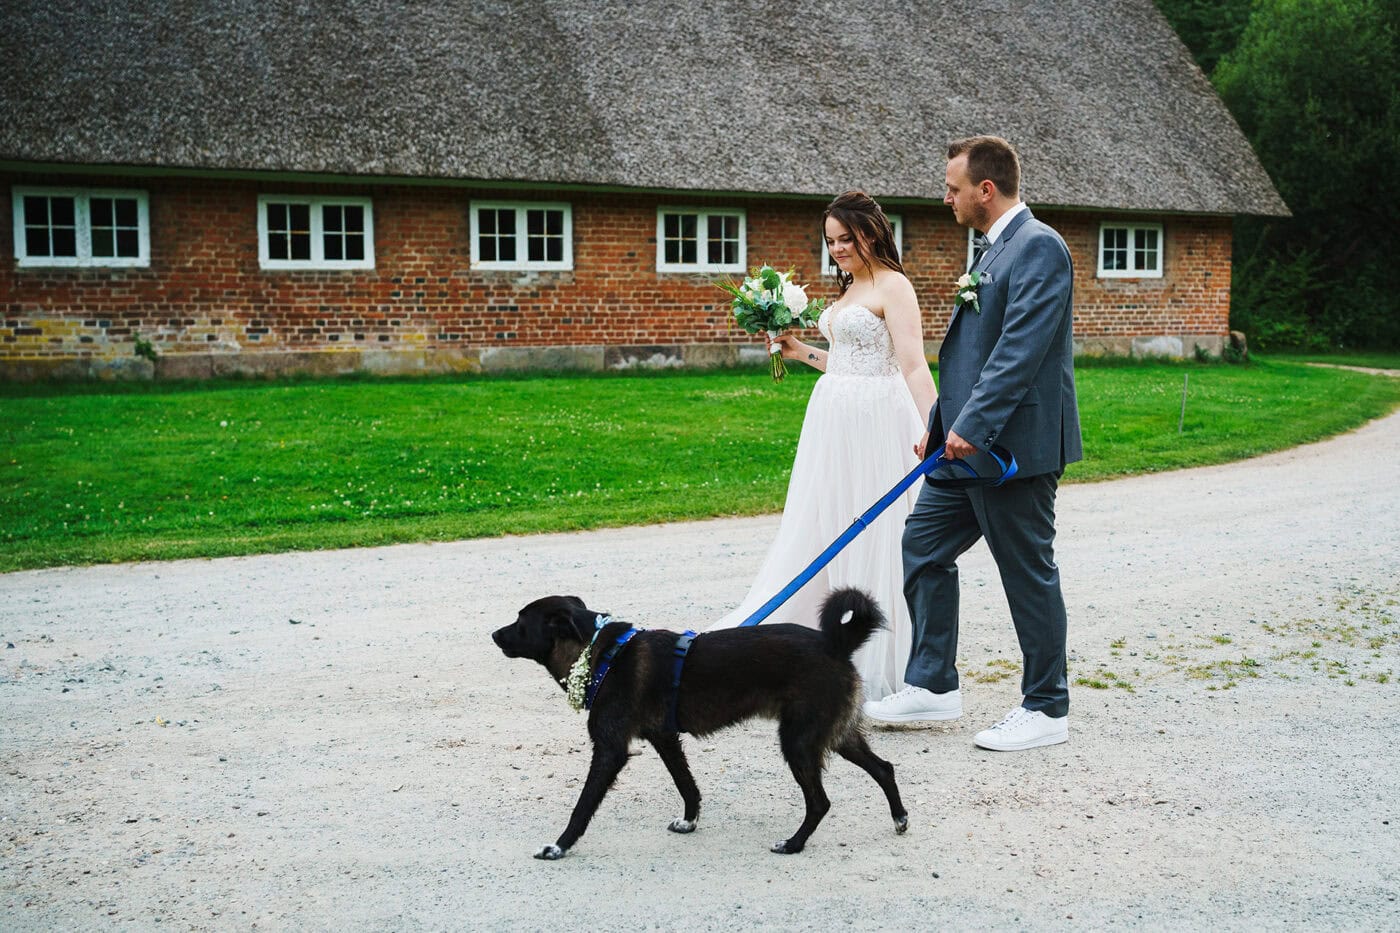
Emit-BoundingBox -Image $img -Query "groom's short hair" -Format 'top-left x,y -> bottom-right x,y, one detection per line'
947,136 -> 1020,199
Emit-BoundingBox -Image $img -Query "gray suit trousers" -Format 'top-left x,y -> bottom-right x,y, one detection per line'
901,472 -> 1069,717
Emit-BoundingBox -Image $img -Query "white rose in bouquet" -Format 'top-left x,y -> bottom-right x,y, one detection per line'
781,279 -> 810,315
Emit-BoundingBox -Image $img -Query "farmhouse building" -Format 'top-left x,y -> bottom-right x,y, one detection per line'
0,0 -> 1287,380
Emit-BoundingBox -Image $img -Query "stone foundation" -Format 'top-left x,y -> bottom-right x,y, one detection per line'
0,335 -> 1231,382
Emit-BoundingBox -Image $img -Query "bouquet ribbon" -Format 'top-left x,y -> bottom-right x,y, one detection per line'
735,445 -> 1018,628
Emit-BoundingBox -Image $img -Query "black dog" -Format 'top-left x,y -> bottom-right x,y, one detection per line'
492,587 -> 908,859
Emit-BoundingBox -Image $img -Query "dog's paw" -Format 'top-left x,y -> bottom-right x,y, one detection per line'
770,839 -> 804,855
533,844 -> 565,860
667,818 -> 697,834
894,814 -> 909,834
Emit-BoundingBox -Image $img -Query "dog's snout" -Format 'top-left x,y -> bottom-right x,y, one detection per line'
492,624 -> 524,657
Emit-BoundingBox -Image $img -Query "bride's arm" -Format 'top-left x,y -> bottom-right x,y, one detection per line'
770,333 -> 827,372
883,276 -> 937,425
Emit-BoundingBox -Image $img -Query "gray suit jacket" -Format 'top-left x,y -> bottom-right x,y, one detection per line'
931,208 -> 1083,478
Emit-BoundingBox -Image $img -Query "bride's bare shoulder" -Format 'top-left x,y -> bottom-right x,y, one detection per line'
874,269 -> 918,302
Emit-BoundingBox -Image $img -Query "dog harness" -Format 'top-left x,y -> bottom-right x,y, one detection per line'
583,617 -> 641,711
664,630 -> 699,734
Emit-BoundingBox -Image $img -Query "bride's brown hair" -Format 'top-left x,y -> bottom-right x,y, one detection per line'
823,190 -> 905,296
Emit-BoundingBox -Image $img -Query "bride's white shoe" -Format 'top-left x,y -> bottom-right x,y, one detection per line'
862,685 -> 962,723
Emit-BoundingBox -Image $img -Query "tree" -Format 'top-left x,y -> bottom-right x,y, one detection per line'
1154,0 -> 1253,75
1161,0 -> 1400,348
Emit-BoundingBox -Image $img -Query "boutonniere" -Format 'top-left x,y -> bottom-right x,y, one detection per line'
954,271 -> 989,314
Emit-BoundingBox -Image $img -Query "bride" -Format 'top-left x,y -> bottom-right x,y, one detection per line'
708,190 -> 938,701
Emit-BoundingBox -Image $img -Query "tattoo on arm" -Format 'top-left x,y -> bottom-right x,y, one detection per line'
808,352 -> 818,361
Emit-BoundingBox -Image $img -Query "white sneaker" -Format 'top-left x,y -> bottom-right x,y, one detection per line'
974,706 -> 1068,751
863,686 -> 962,723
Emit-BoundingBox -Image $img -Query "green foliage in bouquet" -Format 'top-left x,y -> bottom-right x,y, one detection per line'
716,265 -> 826,380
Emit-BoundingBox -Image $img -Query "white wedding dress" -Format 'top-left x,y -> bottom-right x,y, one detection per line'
708,303 -> 926,700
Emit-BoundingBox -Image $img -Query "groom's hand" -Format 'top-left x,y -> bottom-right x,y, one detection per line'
943,429 -> 977,460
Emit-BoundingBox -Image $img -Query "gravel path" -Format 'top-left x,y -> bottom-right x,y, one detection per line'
3,407 -> 1399,931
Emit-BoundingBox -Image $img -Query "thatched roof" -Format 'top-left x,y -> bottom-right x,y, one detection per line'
0,0 -> 1288,215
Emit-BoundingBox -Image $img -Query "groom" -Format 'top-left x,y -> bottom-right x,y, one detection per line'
864,136 -> 1082,751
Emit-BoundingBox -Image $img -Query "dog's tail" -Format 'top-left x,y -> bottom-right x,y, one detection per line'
819,587 -> 886,659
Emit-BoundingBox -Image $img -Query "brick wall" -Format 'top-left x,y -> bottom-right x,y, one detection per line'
0,172 -> 1233,378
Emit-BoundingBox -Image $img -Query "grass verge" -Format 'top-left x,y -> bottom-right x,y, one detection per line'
3,357 -> 1399,571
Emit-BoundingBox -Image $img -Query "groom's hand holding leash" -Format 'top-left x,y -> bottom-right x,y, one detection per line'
941,429 -> 977,460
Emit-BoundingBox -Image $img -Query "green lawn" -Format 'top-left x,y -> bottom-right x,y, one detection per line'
3,357 -> 1398,571
1271,352 -> 1400,371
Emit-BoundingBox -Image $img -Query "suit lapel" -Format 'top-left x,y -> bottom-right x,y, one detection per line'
947,208 -> 1035,332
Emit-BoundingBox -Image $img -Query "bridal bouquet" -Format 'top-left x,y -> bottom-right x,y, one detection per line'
717,265 -> 825,381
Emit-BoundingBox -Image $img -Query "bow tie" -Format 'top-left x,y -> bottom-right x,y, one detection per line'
970,232 -> 990,270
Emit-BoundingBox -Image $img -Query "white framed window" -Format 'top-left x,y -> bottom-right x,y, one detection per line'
1098,222 -> 1164,278
257,196 -> 374,270
656,208 -> 745,273
12,187 -> 150,267
823,213 -> 903,275
469,201 -> 573,271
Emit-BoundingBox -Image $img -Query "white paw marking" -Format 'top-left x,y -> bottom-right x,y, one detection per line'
668,818 -> 697,833
533,844 -> 564,860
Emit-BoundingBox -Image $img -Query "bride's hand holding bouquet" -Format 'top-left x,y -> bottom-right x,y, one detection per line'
717,265 -> 825,381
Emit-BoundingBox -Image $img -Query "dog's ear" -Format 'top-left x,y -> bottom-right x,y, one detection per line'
559,602 -> 600,643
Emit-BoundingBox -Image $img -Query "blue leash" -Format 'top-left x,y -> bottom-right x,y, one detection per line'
735,444 -> 1018,628
591,445 -> 1017,732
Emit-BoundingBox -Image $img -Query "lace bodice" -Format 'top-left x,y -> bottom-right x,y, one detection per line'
818,304 -> 901,377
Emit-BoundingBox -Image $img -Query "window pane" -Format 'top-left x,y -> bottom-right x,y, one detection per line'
478,208 -> 517,264
708,213 -> 740,266
25,227 -> 50,257
325,235 -> 343,261
89,196 -> 142,260
1134,228 -> 1160,271
114,198 -> 138,227
116,229 -> 140,257
23,195 -> 48,227
343,205 -> 363,233
266,203 -> 313,261
1103,228 -> 1128,270
526,208 -> 563,264
21,195 -> 79,258
663,212 -> 699,266
50,197 -> 75,226
323,204 -> 344,233
345,235 -> 364,261
52,227 -> 77,256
